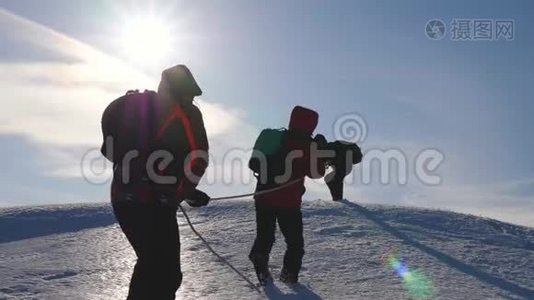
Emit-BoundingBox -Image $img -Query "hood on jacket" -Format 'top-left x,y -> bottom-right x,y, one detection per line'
157,65 -> 202,105
288,105 -> 319,136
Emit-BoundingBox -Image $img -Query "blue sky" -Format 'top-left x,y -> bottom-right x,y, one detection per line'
0,0 -> 533,226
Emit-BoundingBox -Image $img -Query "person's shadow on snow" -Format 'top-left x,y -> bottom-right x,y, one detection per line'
263,283 -> 322,300
339,199 -> 534,300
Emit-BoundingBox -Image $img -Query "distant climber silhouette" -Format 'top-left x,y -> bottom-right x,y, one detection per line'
101,65 -> 210,300
322,141 -> 362,201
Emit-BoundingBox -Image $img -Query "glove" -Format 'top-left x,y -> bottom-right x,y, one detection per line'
185,189 -> 210,207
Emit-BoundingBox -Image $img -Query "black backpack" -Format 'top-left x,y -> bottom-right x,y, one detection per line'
101,90 -> 159,166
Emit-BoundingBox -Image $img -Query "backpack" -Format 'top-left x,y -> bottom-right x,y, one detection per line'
101,90 -> 159,168
253,128 -> 287,156
249,128 -> 287,177
326,141 -> 362,176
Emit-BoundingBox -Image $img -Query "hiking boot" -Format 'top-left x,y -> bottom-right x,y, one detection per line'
249,253 -> 272,285
257,270 -> 273,286
279,268 -> 298,284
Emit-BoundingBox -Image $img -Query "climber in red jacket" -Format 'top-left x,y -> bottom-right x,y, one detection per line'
248,106 -> 326,285
101,65 -> 209,299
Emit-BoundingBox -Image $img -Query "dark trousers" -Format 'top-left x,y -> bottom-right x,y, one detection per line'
250,205 -> 305,274
325,164 -> 351,201
112,200 -> 182,300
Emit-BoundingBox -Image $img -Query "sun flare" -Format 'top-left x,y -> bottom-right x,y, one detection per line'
120,16 -> 172,65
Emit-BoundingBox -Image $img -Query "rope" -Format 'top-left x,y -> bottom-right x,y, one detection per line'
210,178 -> 302,201
178,204 -> 262,294
178,178 -> 303,295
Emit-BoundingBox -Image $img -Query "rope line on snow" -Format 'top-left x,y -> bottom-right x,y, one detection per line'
178,204 -> 262,294
178,179 -> 303,295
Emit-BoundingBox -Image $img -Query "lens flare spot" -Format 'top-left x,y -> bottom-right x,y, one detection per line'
386,254 -> 435,300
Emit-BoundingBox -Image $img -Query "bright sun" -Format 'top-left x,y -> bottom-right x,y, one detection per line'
121,16 -> 172,65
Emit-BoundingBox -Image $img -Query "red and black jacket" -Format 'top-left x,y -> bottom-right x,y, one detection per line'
252,106 -> 325,209
101,90 -> 209,203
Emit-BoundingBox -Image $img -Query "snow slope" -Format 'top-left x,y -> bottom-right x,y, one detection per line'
0,199 -> 533,299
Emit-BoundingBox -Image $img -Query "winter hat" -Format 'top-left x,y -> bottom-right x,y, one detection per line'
160,64 -> 202,97
288,106 -> 319,136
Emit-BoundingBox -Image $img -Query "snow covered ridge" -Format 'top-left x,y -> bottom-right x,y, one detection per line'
1,200 -> 533,299
0,203 -> 115,243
